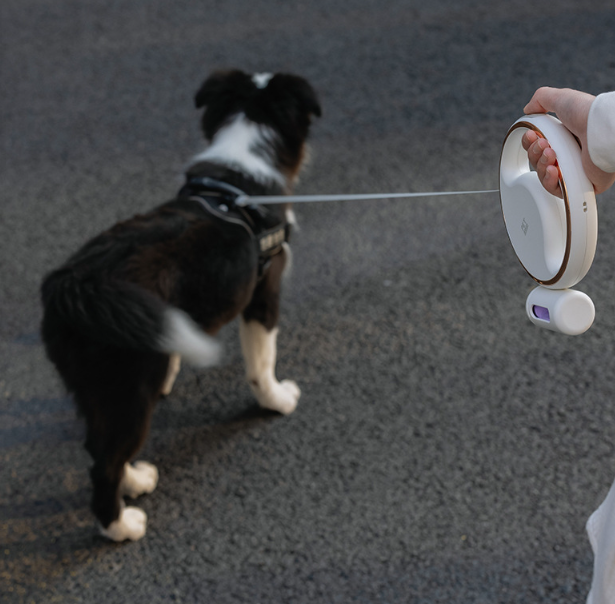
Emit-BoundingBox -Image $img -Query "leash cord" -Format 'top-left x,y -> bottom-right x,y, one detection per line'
235,189 -> 500,206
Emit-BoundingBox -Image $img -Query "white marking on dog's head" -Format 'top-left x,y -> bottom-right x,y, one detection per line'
252,73 -> 273,89
192,114 -> 285,186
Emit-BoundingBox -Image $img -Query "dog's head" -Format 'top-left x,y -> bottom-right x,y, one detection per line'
194,70 -> 321,183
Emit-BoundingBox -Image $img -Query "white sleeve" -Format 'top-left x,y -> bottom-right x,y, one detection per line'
587,92 -> 615,173
586,477 -> 615,604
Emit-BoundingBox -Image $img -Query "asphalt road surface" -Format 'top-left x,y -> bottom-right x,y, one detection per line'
2,1 -> 615,602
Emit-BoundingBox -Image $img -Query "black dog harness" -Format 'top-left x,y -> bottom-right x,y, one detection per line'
178,176 -> 288,278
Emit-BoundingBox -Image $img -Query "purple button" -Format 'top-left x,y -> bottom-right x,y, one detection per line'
532,305 -> 550,322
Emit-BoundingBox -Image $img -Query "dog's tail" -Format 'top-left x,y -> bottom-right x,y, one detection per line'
41,268 -> 221,367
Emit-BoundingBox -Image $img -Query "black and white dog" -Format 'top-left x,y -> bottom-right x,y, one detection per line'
41,70 -> 321,541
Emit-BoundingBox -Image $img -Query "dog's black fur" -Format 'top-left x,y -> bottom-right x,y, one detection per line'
41,70 -> 320,540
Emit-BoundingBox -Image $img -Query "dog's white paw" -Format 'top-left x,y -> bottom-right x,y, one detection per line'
120,461 -> 159,498
255,379 -> 301,415
100,506 -> 148,542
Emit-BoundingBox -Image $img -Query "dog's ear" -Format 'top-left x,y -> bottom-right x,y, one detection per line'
194,70 -> 250,109
268,74 -> 322,118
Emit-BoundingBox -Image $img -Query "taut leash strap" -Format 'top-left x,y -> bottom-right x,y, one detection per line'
235,189 -> 500,206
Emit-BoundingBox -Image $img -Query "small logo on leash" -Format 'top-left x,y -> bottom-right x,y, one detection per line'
521,218 -> 529,235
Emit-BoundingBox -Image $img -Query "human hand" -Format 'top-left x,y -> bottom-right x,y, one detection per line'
521,130 -> 562,197
521,87 -> 615,195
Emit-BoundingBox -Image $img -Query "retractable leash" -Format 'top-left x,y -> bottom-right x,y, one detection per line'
500,114 -> 598,336
231,113 -> 596,336
234,189 -> 499,205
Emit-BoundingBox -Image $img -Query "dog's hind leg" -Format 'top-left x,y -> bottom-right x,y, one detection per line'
100,458 -> 159,540
88,437 -> 151,542
240,249 -> 300,415
79,350 -> 167,541
87,404 -> 156,542
120,461 -> 159,499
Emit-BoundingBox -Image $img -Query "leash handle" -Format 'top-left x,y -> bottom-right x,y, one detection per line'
235,189 -> 499,206
500,113 -> 597,336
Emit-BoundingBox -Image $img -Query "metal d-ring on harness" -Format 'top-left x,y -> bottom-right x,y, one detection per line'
178,176 -> 288,278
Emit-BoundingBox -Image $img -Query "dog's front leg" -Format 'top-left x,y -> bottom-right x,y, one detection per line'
161,353 -> 181,396
239,319 -> 300,415
240,248 -> 300,415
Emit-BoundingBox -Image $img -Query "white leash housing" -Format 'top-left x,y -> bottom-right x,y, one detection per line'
500,114 -> 598,335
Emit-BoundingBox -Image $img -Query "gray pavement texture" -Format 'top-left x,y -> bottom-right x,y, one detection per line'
2,1 -> 615,602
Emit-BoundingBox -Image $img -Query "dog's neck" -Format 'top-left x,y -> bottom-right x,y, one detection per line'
185,161 -> 285,197
191,114 -> 287,190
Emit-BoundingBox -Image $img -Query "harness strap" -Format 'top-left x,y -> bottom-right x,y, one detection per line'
178,176 -> 288,278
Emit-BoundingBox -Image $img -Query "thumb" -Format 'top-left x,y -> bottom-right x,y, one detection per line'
523,86 -> 559,115
524,87 -> 595,141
